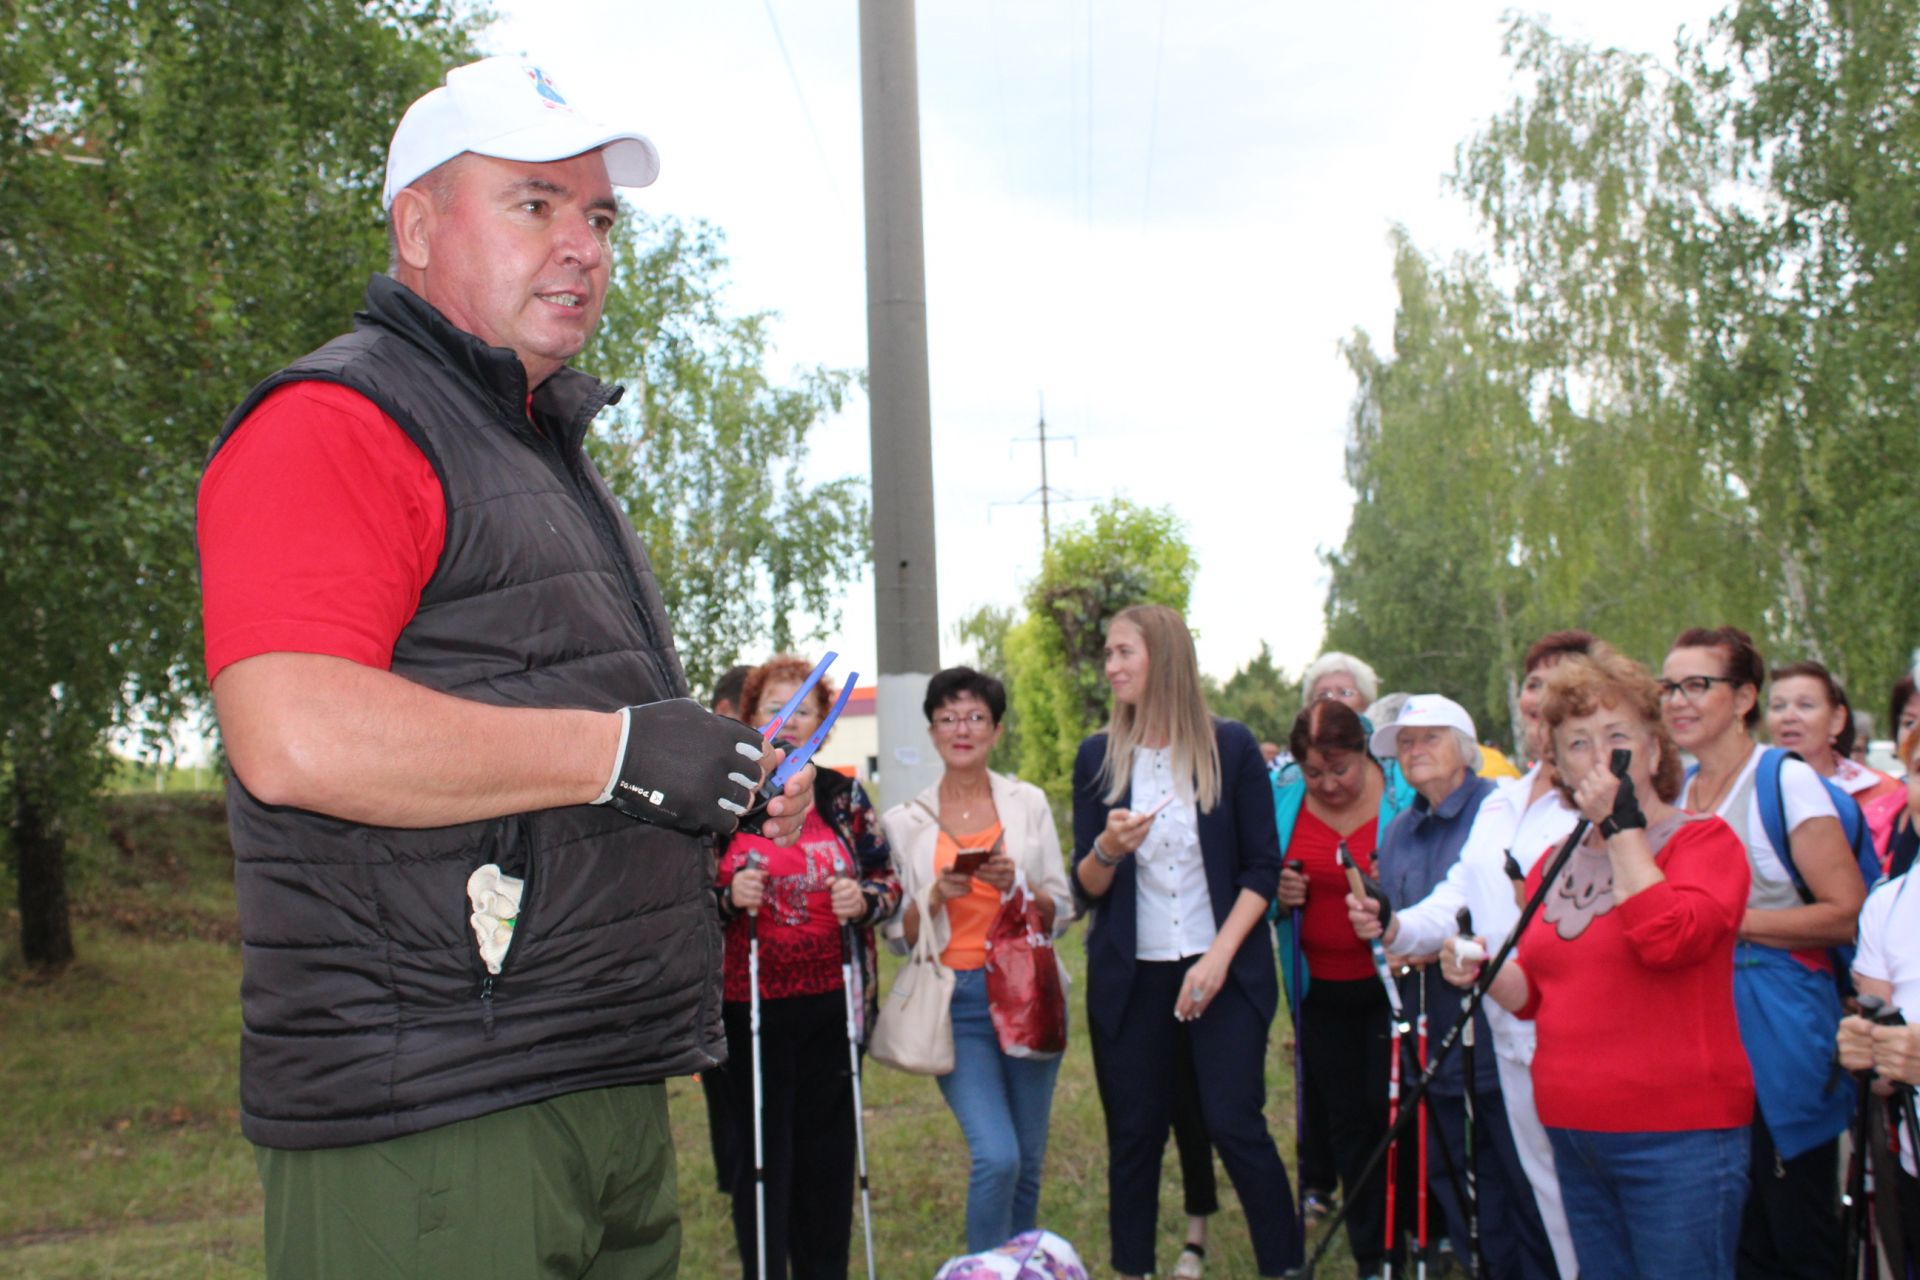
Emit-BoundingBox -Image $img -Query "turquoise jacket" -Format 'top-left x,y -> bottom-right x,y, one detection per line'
1271,757 -> 1416,1018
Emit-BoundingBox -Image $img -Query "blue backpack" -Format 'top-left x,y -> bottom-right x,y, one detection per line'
1745,748 -> 1881,991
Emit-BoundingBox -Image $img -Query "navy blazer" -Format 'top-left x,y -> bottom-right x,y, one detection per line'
1071,718 -> 1282,1033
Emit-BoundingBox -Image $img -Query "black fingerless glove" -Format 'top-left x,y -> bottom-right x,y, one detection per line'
592,698 -> 766,837
1598,768 -> 1647,839
733,738 -> 795,836
1359,869 -> 1394,930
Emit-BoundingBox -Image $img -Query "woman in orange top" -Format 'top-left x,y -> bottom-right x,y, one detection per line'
881,667 -> 1075,1254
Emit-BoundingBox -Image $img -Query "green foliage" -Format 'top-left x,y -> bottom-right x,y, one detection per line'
1000,500 -> 1195,814
1207,643 -> 1300,746
1328,2 -> 1920,745
0,0 -> 479,964
578,215 -> 870,697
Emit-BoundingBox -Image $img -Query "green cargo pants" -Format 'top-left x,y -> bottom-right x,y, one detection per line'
255,1084 -> 679,1279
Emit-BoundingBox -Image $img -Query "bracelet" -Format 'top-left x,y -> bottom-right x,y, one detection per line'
1091,839 -> 1123,868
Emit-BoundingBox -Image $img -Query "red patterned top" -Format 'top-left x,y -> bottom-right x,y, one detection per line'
719,808 -> 853,1001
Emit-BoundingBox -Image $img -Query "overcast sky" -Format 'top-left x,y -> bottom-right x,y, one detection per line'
486,1 -> 1723,688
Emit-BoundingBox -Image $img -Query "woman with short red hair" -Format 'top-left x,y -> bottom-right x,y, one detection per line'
1446,647 -> 1753,1279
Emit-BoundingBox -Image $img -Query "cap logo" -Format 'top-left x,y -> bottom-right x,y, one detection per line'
524,65 -> 572,111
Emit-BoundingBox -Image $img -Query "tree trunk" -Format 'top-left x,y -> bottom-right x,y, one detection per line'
13,769 -> 75,969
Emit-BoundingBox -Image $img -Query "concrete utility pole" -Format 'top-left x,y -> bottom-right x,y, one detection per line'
860,0 -> 942,809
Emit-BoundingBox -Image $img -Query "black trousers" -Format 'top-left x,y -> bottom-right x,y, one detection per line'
1300,976 -> 1406,1270
1091,958 -> 1302,1277
1427,1087 -> 1557,1279
702,1063 -> 738,1194
1170,1030 -> 1221,1217
722,991 -> 855,1280
1737,1120 -> 1841,1280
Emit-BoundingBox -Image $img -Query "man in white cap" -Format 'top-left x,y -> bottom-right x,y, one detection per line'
196,57 -> 813,1278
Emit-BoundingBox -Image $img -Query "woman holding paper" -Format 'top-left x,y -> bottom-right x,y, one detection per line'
1072,604 -> 1299,1280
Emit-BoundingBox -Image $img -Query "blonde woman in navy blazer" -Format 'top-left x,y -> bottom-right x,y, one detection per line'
1072,604 -> 1300,1280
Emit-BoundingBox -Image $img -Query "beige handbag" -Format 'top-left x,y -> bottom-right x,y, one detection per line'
868,883 -> 955,1076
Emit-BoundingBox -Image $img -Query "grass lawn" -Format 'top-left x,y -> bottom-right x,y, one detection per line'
2,795 -> 1345,1278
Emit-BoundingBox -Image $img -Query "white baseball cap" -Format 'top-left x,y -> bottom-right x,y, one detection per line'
1370,694 -> 1478,759
383,57 -> 660,209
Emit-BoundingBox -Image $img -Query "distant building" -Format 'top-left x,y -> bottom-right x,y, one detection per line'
813,683 -> 878,785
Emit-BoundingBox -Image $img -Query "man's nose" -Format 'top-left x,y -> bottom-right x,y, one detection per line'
555,217 -> 606,268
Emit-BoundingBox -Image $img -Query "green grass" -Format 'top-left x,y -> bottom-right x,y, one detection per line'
2,796 -> 1344,1278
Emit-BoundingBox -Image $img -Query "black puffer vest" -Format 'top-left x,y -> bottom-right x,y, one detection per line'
207,275 -> 724,1150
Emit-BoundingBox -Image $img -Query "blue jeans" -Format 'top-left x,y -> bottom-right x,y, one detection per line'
1546,1126 -> 1749,1280
936,967 -> 1063,1253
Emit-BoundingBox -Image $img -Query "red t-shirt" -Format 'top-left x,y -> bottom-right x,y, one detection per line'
718,810 -> 852,1002
1515,816 -> 1755,1133
1290,808 -> 1379,982
197,381 -> 446,682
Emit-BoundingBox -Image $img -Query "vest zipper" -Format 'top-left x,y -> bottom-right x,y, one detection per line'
476,828 -> 537,1040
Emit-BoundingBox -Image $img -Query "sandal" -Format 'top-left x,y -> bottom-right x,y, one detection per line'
1173,1243 -> 1206,1279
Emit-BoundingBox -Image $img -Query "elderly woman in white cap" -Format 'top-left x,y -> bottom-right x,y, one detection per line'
1345,696 -> 1557,1279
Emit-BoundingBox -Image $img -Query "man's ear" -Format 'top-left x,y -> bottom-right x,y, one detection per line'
389,186 -> 436,273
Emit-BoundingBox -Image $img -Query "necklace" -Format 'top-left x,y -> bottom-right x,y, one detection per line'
940,779 -> 994,825
1688,742 -> 1755,815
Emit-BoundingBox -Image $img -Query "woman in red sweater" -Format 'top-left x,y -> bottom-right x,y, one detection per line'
1443,647 -> 1753,1280
1272,698 -> 1414,1276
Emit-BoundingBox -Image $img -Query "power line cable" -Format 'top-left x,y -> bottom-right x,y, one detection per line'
760,0 -> 846,218
1142,0 -> 1168,229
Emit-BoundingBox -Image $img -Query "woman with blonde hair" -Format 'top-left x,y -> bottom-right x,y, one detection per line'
1072,604 -> 1300,1280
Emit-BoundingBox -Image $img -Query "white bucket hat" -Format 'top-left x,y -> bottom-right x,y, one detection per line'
383,57 -> 660,208
1370,694 -> 1478,760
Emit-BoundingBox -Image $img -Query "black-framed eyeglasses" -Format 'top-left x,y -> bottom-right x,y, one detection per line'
1658,675 -> 1739,702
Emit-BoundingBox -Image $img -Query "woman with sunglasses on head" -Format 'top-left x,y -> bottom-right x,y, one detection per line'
1073,604 -> 1300,1280
1660,627 -> 1867,1280
1281,650 -> 1409,1234
880,666 -> 1075,1257
1272,697 -> 1415,1277
716,655 -> 901,1280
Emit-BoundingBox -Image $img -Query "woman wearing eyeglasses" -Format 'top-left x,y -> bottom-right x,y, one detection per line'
1661,626 -> 1866,1280
1073,604 -> 1300,1280
880,666 -> 1075,1255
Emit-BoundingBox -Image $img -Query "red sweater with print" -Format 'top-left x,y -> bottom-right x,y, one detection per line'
718,810 -> 851,1002
1514,816 -> 1755,1133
